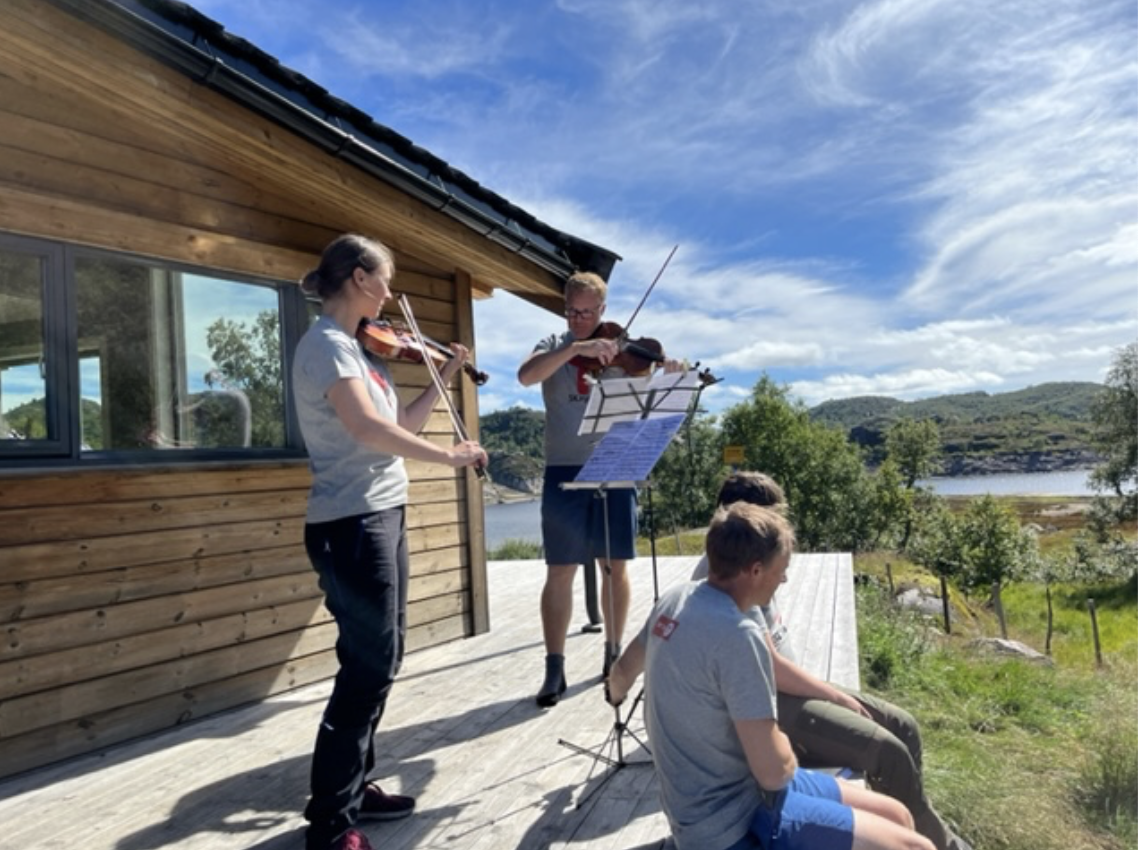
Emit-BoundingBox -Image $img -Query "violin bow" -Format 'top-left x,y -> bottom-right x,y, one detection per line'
621,244 -> 678,335
396,293 -> 486,480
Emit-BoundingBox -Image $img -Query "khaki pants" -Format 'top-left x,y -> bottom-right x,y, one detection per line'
778,687 -> 967,850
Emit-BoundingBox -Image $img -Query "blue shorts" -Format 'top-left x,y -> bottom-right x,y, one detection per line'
723,770 -> 854,850
541,466 -> 638,564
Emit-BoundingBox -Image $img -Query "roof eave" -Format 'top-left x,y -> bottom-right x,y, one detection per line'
47,0 -> 621,285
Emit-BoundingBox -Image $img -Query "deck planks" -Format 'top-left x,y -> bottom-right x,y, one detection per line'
0,552 -> 856,850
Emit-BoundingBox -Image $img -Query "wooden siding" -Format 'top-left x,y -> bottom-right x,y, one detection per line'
0,0 -> 501,780
0,457 -> 482,779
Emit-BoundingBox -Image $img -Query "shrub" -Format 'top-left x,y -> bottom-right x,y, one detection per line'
487,538 -> 542,560
855,583 -> 931,689
1075,687 -> 1138,843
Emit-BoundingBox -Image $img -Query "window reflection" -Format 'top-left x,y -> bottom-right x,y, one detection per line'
0,249 -> 48,441
76,258 -> 285,451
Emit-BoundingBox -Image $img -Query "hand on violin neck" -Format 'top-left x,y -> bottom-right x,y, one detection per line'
438,342 -> 470,381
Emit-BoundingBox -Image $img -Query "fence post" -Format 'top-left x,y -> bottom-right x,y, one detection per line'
1088,598 -> 1104,668
886,562 -> 894,597
940,574 -> 952,635
993,581 -> 1008,639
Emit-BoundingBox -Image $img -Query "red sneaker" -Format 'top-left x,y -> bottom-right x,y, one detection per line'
331,829 -> 375,850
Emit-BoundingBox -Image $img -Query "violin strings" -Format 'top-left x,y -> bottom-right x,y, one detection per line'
395,293 -> 472,444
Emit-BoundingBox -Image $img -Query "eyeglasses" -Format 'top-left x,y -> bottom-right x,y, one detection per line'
565,307 -> 599,320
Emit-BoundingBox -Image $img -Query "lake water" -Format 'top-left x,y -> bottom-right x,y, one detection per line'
482,468 -> 1097,550
919,468 -> 1095,497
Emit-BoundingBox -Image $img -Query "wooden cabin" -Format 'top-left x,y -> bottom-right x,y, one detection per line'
0,0 -> 619,780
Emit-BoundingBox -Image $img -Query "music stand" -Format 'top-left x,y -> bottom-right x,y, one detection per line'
556,370 -> 702,806
574,369 -> 700,627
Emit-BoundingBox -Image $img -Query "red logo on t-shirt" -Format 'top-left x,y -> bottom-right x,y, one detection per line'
369,367 -> 390,393
575,364 -> 591,395
652,615 -> 679,640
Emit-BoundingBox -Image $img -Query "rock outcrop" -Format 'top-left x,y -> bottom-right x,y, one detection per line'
939,449 -> 1100,477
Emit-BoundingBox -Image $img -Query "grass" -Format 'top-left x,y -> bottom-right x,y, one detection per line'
854,493 -> 1137,850
486,538 -> 542,560
854,566 -> 1137,850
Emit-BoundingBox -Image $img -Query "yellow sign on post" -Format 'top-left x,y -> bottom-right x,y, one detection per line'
723,445 -> 745,466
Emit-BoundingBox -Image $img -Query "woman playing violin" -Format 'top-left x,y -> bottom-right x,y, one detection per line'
293,234 -> 486,850
517,270 -> 683,708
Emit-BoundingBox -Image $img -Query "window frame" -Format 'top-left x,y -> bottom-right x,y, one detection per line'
0,232 -> 309,468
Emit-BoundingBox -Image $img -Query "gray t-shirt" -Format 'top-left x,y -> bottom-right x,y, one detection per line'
639,581 -> 778,850
533,331 -> 604,466
292,315 -> 409,523
691,555 -> 797,663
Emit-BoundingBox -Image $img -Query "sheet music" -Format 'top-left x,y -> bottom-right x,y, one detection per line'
577,369 -> 702,436
574,414 -> 686,482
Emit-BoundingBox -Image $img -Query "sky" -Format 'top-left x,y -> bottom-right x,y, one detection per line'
188,0 -> 1136,415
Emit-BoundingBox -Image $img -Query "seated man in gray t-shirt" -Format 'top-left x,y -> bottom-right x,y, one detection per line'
607,503 -> 933,850
690,473 -> 971,850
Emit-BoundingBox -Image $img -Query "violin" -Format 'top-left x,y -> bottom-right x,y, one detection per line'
569,321 -> 722,388
357,318 -> 488,386
569,321 -> 666,377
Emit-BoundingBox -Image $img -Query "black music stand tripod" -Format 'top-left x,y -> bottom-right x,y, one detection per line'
554,370 -> 701,807
557,479 -> 652,806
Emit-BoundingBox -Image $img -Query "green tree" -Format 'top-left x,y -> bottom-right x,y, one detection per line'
480,406 -> 544,456
866,458 -> 909,549
958,495 -> 1026,589
648,412 -> 724,531
885,418 -> 941,487
1088,342 -> 1137,524
2,398 -> 46,439
907,498 -> 965,633
885,417 -> 941,548
720,376 -> 874,551
958,494 -> 1037,636
479,406 -> 546,490
1072,529 -> 1138,583
205,310 -> 285,447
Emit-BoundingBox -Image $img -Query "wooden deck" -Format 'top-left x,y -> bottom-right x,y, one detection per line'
0,553 -> 857,850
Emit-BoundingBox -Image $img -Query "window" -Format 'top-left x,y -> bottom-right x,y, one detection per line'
0,234 -> 305,463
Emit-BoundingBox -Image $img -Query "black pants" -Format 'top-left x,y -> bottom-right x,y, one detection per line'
303,508 -> 408,850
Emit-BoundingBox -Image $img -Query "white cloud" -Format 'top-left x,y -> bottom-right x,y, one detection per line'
791,367 -> 1006,406
179,0 -> 1137,415
327,8 -> 516,80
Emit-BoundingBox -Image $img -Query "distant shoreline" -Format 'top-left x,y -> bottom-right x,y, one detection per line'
483,467 -> 1099,506
483,483 -> 538,505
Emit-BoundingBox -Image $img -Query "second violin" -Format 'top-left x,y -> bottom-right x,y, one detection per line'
357,318 -> 488,385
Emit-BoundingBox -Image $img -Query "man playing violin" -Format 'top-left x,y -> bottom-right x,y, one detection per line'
517,270 -> 681,707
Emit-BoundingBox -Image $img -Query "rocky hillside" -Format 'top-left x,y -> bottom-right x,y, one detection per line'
809,381 -> 1103,473
479,382 -> 1106,485
479,406 -> 544,496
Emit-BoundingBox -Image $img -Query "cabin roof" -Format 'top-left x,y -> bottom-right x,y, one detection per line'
51,0 -> 621,285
